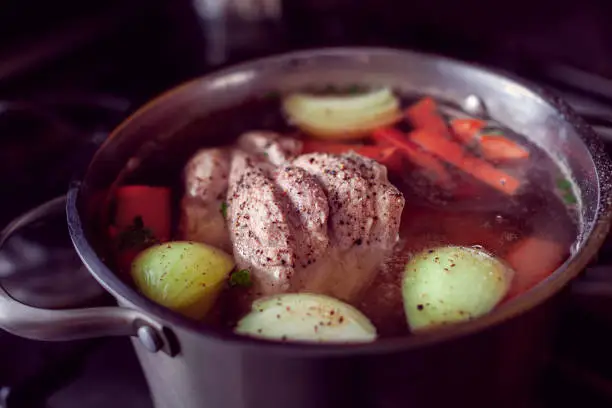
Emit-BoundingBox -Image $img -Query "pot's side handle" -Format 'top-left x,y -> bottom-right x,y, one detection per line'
0,196 -> 178,356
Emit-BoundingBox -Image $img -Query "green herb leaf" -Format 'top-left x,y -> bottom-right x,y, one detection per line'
263,90 -> 279,100
220,202 -> 228,218
563,192 -> 577,205
556,178 -> 572,191
133,216 -> 144,229
480,127 -> 506,136
555,178 -> 577,205
117,216 -> 158,250
322,84 -> 336,93
345,84 -> 368,95
229,269 -> 252,288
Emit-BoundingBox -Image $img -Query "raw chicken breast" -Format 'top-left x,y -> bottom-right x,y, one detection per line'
228,160 -> 329,295
179,148 -> 232,252
236,131 -> 303,166
182,132 -> 405,303
292,153 -> 405,300
229,151 -> 405,302
181,132 -> 302,251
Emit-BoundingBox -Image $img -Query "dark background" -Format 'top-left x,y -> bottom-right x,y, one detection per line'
2,0 -> 612,102
1,0 -> 611,223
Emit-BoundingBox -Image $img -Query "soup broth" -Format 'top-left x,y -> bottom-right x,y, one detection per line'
105,87 -> 578,341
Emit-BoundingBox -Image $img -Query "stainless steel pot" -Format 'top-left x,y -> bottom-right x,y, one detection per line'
1,48 -> 611,408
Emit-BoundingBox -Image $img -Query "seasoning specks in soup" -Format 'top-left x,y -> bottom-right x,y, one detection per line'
105,87 -> 578,343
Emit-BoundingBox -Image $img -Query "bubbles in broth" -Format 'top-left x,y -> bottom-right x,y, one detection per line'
106,86 -> 578,342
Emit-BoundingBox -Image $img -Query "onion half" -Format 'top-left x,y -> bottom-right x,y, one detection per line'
235,293 -> 377,343
283,87 -> 402,140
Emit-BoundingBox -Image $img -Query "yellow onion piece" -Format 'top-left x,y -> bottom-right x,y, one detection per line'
283,87 -> 402,140
402,246 -> 513,332
131,241 -> 234,319
235,293 -> 377,343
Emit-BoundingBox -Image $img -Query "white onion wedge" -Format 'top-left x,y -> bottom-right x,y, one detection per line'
283,87 -> 402,140
402,246 -> 513,332
131,241 -> 234,320
284,88 -> 395,113
235,293 -> 377,343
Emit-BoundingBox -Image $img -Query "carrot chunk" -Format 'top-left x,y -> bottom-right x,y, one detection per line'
302,140 -> 363,155
504,236 -> 567,299
301,140 -> 402,172
451,119 -> 530,162
371,127 -> 452,185
405,97 -> 450,136
479,135 -> 530,161
408,129 -> 520,195
450,118 -> 487,144
114,186 -> 172,242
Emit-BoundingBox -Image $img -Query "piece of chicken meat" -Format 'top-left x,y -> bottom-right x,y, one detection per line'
179,148 -> 232,252
180,132 -> 302,252
228,151 -> 405,302
236,131 -> 302,166
291,152 -> 405,300
228,162 -> 329,294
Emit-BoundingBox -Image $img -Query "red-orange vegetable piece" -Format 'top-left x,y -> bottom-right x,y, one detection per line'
371,127 -> 452,185
405,97 -> 450,136
302,140 -> 364,154
114,185 -> 172,242
479,134 -> 530,161
450,118 -> 487,144
408,129 -> 520,195
302,140 -> 403,172
504,236 -> 567,299
450,118 -> 530,162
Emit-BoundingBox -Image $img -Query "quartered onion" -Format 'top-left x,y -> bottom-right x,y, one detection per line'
402,246 -> 513,332
131,241 -> 234,319
235,293 -> 377,343
283,87 -> 402,140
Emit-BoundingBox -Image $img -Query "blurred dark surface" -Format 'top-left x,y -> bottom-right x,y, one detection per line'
2,0 -> 612,407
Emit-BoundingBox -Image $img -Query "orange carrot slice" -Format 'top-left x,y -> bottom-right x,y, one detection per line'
114,186 -> 172,242
408,129 -> 520,195
504,236 -> 567,299
301,140 -> 403,172
479,134 -> 530,161
450,118 -> 487,144
371,127 -> 452,185
302,140 -> 364,154
405,97 -> 450,136
371,147 -> 403,173
450,119 -> 530,162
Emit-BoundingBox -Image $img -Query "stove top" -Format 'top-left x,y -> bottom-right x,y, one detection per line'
2,3 -> 612,404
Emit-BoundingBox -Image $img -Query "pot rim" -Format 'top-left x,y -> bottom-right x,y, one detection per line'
68,47 -> 612,357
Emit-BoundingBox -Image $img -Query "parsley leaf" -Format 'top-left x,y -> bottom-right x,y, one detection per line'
263,90 -> 279,100
220,202 -> 228,218
563,192 -> 577,205
556,178 -> 572,191
229,269 -> 252,288
117,216 -> 158,250
480,127 -> 506,136
556,178 -> 577,205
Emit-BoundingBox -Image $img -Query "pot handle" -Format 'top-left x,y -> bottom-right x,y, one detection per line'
0,196 -> 177,356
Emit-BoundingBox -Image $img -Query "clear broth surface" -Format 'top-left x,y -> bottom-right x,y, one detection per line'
110,91 -> 579,338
